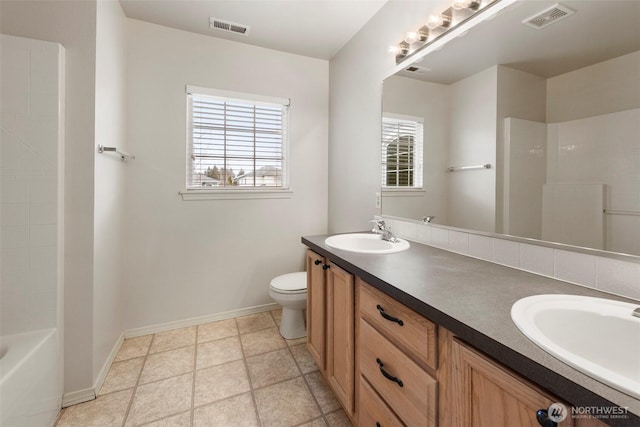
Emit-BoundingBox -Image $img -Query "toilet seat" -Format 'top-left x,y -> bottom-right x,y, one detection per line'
270,272 -> 307,294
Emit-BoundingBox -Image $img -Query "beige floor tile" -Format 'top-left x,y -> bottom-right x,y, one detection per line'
298,418 -> 328,427
197,318 -> 238,343
194,359 -> 251,407
99,357 -> 145,395
115,335 -> 153,362
286,336 -> 307,346
246,348 -> 301,389
270,308 -> 282,326
290,344 -> 318,374
193,392 -> 259,427
149,326 -> 196,353
254,377 -> 321,427
237,311 -> 276,334
139,411 -> 191,427
125,373 -> 192,427
56,389 -> 132,427
196,335 -> 243,369
140,346 -> 195,384
324,409 -> 351,427
305,372 -> 340,414
240,327 -> 287,356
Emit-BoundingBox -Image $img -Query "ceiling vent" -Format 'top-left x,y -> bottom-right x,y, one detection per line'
522,4 -> 575,29
209,17 -> 250,36
405,65 -> 431,74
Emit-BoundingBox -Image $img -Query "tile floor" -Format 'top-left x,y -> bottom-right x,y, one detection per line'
55,309 -> 352,427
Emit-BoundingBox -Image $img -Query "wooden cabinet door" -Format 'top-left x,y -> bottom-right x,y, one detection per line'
451,338 -> 574,427
326,262 -> 355,417
306,250 -> 326,371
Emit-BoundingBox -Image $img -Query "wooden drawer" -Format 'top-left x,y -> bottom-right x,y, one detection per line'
358,279 -> 437,371
358,376 -> 405,427
359,319 -> 437,427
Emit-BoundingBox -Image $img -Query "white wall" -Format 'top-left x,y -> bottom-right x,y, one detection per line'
0,0 -> 97,394
381,75 -> 450,223
93,0 -> 127,384
328,0 -> 449,233
447,67 -> 497,233
547,51 -> 640,123
124,19 -> 328,329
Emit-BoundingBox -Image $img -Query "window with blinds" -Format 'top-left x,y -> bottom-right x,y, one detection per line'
186,86 -> 289,190
381,114 -> 423,188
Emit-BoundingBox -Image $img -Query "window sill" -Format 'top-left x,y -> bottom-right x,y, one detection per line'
381,188 -> 426,197
180,189 -> 293,201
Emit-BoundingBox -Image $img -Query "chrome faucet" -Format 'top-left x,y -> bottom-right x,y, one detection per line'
370,216 -> 399,243
370,216 -> 386,233
423,216 -> 436,224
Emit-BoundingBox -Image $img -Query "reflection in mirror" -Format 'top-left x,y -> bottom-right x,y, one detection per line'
381,0 -> 640,256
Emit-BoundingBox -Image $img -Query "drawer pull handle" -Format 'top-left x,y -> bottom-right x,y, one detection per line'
376,423 -> 381,427
314,259 -> 322,265
376,358 -> 403,387
376,305 -> 404,326
322,264 -> 330,270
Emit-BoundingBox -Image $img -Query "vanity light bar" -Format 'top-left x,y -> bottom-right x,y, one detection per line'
390,0 -> 501,64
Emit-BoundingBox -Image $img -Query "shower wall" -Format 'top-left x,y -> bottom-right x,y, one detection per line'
0,34 -> 64,427
547,109 -> 640,255
1,34 -> 64,336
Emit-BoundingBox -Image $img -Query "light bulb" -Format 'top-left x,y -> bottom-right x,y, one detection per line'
426,13 -> 451,29
404,31 -> 419,44
388,45 -> 401,54
426,14 -> 442,29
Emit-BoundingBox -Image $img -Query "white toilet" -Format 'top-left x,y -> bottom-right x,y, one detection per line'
269,272 -> 307,339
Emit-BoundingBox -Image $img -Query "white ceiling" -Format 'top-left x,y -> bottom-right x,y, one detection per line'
119,0 -> 387,60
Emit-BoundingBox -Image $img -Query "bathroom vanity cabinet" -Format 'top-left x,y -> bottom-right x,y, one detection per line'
306,249 -> 356,419
304,247 -> 611,427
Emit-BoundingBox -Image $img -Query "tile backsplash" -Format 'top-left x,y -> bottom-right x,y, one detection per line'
384,216 -> 640,302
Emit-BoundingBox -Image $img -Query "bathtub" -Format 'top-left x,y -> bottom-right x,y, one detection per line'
0,328 -> 61,427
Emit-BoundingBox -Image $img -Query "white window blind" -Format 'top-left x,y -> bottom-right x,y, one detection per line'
186,87 -> 289,190
382,114 -> 423,188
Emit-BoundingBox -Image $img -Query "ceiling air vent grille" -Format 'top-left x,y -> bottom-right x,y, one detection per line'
405,65 -> 430,74
522,4 -> 575,29
209,17 -> 250,36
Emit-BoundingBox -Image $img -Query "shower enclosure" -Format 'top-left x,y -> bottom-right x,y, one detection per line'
0,34 -> 64,427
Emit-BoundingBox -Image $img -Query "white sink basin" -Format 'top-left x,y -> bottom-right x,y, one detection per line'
511,294 -> 640,399
324,233 -> 410,254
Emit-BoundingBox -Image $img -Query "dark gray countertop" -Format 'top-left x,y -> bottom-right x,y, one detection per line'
302,234 -> 640,427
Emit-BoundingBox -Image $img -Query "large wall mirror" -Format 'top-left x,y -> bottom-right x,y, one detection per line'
381,0 -> 640,257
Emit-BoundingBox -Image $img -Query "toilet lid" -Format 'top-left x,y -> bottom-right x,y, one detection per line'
270,272 -> 307,292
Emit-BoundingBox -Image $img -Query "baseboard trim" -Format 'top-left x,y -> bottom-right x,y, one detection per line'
62,302 -> 279,407
62,388 -> 96,408
124,302 -> 280,338
94,331 -> 125,395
